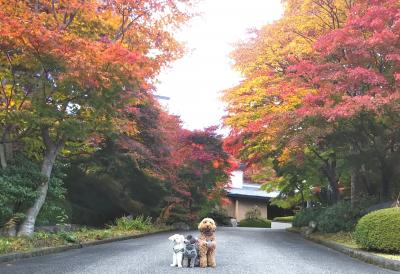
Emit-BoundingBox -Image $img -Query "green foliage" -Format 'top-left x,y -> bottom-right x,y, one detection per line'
245,206 -> 262,219
293,200 -> 376,233
36,173 -> 69,226
0,238 -> 12,254
238,218 -> 271,228
57,231 -> 78,243
0,222 -> 165,254
165,204 -> 191,225
201,207 -> 231,226
316,201 -> 362,233
0,156 -> 67,227
292,208 -> 323,227
113,216 -> 153,232
354,208 -> 400,253
273,216 -> 294,222
65,141 -> 167,226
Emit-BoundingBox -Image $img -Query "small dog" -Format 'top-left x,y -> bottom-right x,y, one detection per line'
168,234 -> 185,267
198,218 -> 217,268
182,234 -> 199,268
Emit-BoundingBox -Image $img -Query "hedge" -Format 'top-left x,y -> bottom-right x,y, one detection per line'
292,208 -> 323,228
354,207 -> 400,253
293,201 -> 371,233
238,218 -> 271,228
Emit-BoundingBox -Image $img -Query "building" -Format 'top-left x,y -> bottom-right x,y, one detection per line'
223,166 -> 284,221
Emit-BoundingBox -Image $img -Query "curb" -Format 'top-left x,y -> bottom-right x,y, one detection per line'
0,229 -> 174,264
288,229 -> 400,272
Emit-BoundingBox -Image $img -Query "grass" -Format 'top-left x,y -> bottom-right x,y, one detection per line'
273,216 -> 294,223
0,216 -> 171,255
308,231 -> 358,248
291,229 -> 400,261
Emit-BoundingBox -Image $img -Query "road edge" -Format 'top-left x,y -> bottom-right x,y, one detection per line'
288,229 -> 400,272
0,229 -> 175,264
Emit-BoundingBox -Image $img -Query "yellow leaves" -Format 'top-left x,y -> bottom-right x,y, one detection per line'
277,147 -> 291,165
112,117 -> 139,137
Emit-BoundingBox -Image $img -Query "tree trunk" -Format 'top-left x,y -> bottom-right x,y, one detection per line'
17,143 -> 60,236
350,168 -> 361,209
379,159 -> 391,202
0,128 -> 14,169
324,165 -> 340,204
381,170 -> 391,202
329,179 -> 340,204
0,143 -> 6,169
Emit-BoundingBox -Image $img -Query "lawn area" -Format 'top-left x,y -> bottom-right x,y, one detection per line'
273,216 -> 294,223
289,228 -> 400,262
0,216 -> 171,255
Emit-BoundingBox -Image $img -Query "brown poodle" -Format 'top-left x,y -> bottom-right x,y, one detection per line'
197,218 -> 217,268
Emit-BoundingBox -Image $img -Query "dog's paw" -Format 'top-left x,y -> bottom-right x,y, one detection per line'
177,265 -> 183,268
170,264 -> 175,267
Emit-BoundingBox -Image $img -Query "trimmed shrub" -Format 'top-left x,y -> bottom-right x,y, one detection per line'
316,201 -> 360,233
293,208 -> 323,227
293,201 -> 372,233
238,218 -> 271,228
354,208 -> 400,253
273,216 -> 294,222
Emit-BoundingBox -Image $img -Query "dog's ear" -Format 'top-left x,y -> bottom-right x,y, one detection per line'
168,234 -> 177,241
211,219 -> 217,232
197,219 -> 203,231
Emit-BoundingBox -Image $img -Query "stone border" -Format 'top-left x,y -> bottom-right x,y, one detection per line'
288,229 -> 400,272
0,229 -> 174,264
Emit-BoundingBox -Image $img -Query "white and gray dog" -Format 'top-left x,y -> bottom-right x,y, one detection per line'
182,234 -> 199,268
168,234 -> 185,267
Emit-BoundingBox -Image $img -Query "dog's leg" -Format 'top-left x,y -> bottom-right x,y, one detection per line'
198,242 -> 207,268
190,258 -> 195,268
207,249 -> 216,267
182,256 -> 188,267
177,253 -> 183,268
171,253 -> 176,266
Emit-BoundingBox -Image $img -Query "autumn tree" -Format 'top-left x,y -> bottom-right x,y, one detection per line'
0,0 -> 194,236
290,0 -> 400,201
224,0 -> 400,206
160,127 -> 231,224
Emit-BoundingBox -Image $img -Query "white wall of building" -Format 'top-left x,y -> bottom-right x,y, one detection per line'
230,170 -> 243,189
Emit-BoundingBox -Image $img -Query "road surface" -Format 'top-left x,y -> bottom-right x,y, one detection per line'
0,227 -> 396,274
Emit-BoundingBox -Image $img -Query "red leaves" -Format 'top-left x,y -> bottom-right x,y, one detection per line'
223,0 -> 400,186
293,0 -> 400,121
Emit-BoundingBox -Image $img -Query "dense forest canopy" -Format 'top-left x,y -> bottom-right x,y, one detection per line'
0,0 -> 232,236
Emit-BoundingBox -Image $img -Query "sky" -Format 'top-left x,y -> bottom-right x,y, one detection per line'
155,0 -> 283,131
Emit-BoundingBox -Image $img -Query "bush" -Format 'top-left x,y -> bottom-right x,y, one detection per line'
238,218 -> 271,228
245,206 -> 262,219
293,201 -> 371,233
113,216 -> 153,232
293,208 -> 323,227
354,208 -> 400,253
316,201 -> 362,233
273,216 -> 294,222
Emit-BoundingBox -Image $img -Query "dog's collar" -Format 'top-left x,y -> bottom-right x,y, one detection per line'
173,247 -> 184,254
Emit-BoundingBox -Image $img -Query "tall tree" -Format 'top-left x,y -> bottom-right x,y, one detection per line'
0,0 -> 194,235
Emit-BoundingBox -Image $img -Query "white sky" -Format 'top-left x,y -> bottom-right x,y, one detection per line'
156,0 -> 283,131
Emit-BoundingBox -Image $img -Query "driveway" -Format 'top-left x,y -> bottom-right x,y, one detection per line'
0,227 -> 396,274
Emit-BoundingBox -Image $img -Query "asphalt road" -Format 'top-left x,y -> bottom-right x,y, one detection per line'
0,227 -> 397,274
